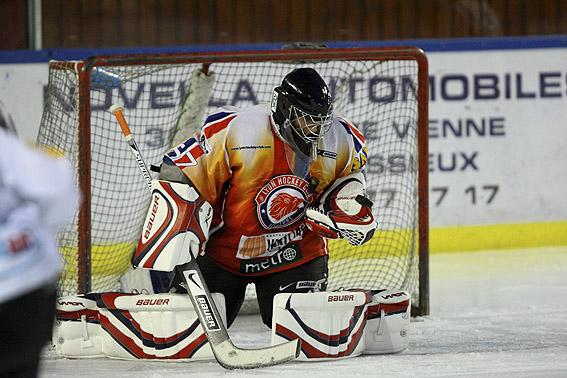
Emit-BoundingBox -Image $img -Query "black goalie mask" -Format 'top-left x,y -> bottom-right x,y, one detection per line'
271,68 -> 333,161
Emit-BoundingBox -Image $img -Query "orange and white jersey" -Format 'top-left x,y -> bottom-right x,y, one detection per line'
163,103 -> 368,276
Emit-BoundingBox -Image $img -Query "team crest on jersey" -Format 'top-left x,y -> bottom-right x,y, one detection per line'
255,175 -> 313,230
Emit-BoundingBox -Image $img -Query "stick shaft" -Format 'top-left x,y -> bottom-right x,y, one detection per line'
110,106 -> 152,188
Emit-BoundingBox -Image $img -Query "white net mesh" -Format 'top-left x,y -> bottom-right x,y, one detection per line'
37,50 -> 426,313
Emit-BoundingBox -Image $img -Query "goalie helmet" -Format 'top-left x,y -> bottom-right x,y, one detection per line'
271,68 -> 333,161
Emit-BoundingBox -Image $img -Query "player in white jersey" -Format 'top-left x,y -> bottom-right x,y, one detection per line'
0,126 -> 78,376
142,68 -> 378,328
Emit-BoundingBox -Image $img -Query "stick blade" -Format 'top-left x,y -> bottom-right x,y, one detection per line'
213,338 -> 300,370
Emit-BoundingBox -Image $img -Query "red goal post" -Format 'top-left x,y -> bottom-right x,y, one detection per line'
37,47 -> 429,316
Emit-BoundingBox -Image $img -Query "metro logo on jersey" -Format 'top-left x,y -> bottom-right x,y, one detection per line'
255,175 -> 313,230
240,243 -> 303,274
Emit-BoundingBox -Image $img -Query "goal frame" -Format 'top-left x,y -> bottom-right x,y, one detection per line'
58,47 -> 429,316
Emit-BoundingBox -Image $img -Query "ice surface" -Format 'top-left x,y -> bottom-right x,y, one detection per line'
39,246 -> 567,377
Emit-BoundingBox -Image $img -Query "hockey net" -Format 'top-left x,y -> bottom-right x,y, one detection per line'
37,47 -> 429,315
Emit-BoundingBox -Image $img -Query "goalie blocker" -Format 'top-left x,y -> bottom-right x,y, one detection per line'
134,179 -> 212,272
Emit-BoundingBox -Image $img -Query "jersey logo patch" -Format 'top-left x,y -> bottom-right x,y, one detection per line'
240,243 -> 303,274
317,149 -> 337,159
236,224 -> 305,259
163,137 -> 204,167
255,175 -> 313,230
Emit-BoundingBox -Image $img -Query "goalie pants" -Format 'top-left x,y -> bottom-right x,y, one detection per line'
173,254 -> 328,328
0,282 -> 57,378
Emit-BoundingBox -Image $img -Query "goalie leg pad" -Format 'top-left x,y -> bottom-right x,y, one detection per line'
53,295 -> 105,358
271,291 -> 371,360
134,179 -> 212,271
53,293 -> 226,361
364,289 -> 411,354
271,289 -> 410,360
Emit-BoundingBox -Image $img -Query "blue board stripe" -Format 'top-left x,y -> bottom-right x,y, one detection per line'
1,36 -> 565,64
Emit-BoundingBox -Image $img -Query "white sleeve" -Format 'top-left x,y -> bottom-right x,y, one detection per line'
0,130 -> 79,234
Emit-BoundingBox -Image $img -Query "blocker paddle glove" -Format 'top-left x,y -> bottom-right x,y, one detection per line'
133,180 -> 213,271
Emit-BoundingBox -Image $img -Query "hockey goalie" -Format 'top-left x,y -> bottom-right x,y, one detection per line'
54,67 -> 410,362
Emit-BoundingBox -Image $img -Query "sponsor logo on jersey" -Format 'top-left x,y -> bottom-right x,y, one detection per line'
236,224 -> 305,259
317,149 -> 337,159
255,175 -> 313,229
229,145 -> 272,151
296,280 -> 318,290
277,280 -> 318,291
240,243 -> 302,274
278,282 -> 296,291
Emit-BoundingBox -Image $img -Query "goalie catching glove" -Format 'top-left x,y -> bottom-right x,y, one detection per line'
133,179 -> 213,271
305,172 -> 378,246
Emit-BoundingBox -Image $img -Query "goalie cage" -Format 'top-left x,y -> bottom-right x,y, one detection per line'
37,47 -> 430,316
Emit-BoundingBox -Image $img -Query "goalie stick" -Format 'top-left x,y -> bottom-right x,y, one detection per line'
109,103 -> 300,369
109,104 -> 153,188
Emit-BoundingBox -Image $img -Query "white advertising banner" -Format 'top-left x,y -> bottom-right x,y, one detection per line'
0,63 -> 47,142
427,49 -> 566,226
0,48 -> 565,228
